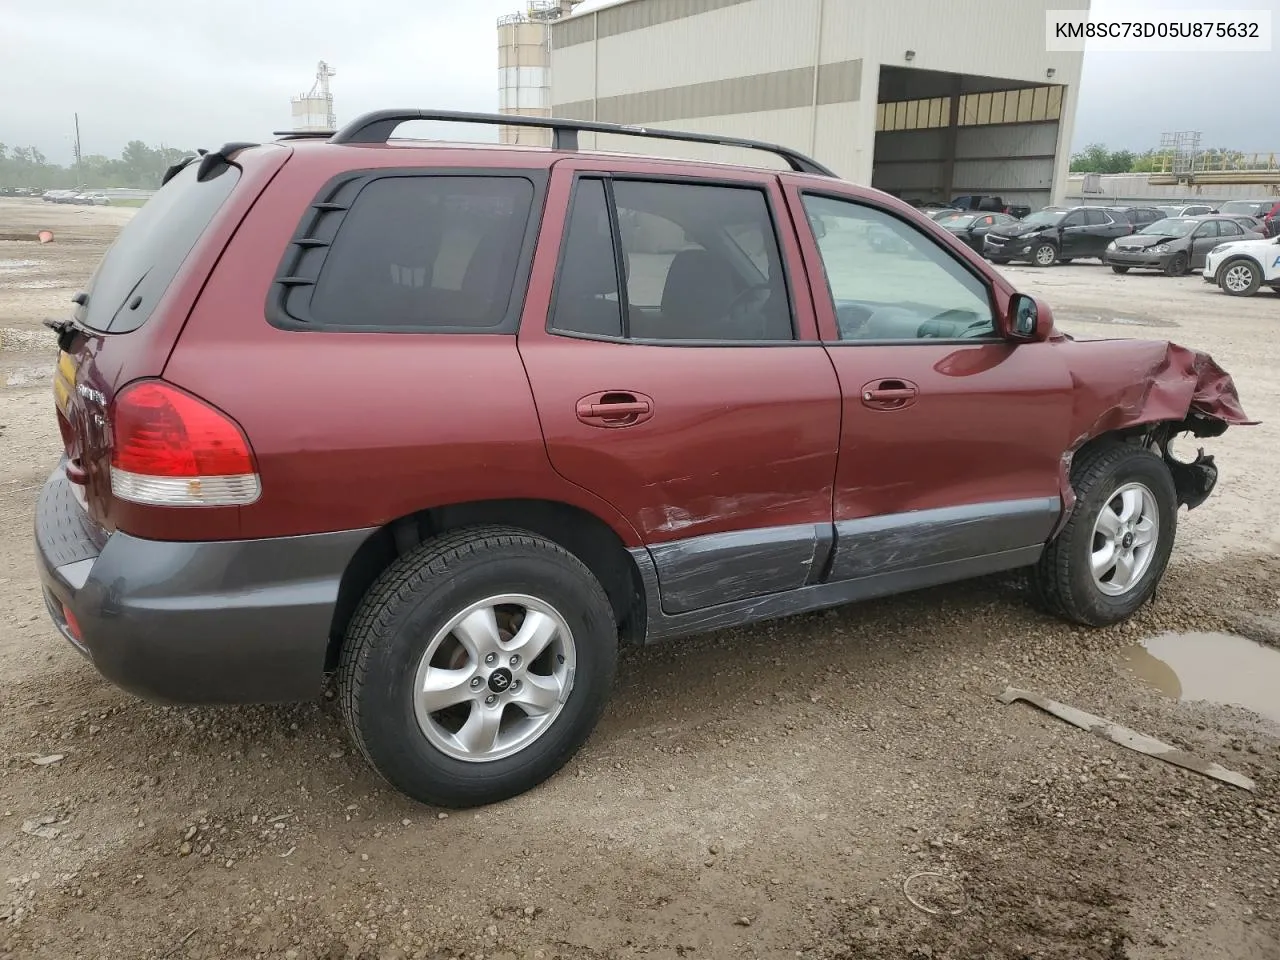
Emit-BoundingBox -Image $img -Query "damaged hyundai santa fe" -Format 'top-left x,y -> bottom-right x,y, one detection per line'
36,111 -> 1254,808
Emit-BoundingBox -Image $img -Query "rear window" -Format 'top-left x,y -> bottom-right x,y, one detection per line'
81,161 -> 239,334
307,176 -> 535,330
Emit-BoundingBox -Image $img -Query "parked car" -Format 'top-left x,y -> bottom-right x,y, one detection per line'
1103,215 -> 1262,276
43,189 -> 76,203
1156,203 -> 1216,219
1108,206 -> 1165,230
35,111 -> 1252,808
1217,199 -> 1274,220
938,211 -> 1020,253
983,205 -> 1135,266
949,194 -> 1032,219
1202,233 -> 1280,296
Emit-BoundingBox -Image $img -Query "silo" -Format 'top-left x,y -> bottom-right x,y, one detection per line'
497,1 -> 581,146
290,61 -> 337,133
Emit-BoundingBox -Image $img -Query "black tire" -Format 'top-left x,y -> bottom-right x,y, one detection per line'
1164,253 -> 1188,277
1031,242 -> 1058,267
1111,265 -> 1130,274
1059,258 -> 1074,264
1030,443 -> 1177,627
1219,258 -> 1262,297
340,525 -> 618,808
988,257 -> 1010,265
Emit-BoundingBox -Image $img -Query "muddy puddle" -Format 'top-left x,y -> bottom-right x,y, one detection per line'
1120,631 -> 1280,724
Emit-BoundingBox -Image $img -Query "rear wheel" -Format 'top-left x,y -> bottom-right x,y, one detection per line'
1032,242 -> 1058,267
340,526 -> 618,807
1165,253 -> 1188,277
1111,265 -> 1130,274
1030,443 -> 1177,627
1220,259 -> 1261,297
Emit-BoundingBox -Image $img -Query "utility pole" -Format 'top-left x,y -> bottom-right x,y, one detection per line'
73,113 -> 83,187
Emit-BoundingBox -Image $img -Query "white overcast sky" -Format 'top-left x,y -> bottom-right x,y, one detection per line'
1,0 -> 1277,165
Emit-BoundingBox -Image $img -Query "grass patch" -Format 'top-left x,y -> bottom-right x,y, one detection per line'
110,198 -> 149,208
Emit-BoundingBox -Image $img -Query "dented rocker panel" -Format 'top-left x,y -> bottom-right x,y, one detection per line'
632,497 -> 1060,643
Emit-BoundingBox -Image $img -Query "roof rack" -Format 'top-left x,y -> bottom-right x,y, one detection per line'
327,109 -> 837,177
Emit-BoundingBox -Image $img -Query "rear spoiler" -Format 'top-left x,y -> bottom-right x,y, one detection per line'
160,142 -> 260,187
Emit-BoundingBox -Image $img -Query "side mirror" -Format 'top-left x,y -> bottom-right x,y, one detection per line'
1006,293 -> 1054,342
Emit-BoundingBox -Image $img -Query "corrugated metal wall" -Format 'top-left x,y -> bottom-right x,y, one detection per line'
550,0 -> 1087,199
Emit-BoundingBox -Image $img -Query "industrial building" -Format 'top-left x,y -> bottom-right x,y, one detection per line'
546,0 -> 1089,209
498,1 -> 583,146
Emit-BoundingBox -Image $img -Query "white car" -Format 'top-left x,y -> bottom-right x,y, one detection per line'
1202,234 -> 1280,297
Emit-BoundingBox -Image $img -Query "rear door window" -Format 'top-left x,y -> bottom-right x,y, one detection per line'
80,160 -> 239,333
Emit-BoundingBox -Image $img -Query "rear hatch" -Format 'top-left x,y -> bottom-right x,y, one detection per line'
52,144 -> 289,531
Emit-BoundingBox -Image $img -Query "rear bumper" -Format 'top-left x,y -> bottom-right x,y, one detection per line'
34,466 -> 373,704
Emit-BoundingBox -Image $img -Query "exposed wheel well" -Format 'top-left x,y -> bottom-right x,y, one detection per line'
1216,255 -> 1262,282
326,500 -> 646,669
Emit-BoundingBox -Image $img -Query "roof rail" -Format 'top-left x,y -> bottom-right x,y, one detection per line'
327,109 -> 837,177
273,130 -> 336,140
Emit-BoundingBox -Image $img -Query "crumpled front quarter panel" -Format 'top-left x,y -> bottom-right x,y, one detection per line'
1058,338 -> 1256,451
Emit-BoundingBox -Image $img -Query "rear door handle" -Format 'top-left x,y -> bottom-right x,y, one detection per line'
575,391 -> 655,427
860,379 -> 919,410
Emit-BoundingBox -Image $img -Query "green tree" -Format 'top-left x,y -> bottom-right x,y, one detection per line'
1070,142 -> 1137,174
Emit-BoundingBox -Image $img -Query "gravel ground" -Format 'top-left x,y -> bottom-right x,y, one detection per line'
0,199 -> 1277,960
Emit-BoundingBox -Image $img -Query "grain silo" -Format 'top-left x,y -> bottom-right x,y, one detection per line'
497,1 -> 581,146
290,61 -> 337,133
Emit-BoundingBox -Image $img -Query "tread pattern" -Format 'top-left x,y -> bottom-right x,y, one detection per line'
1031,442 -> 1174,626
338,524 -> 613,777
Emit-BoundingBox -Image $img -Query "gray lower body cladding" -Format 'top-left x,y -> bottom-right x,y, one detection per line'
34,467 -> 373,704
632,497 -> 1060,643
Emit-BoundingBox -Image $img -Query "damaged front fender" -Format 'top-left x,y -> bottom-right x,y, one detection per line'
1051,339 -> 1256,533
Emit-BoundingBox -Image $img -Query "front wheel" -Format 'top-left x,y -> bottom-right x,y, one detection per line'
1032,242 -> 1058,267
1220,259 -> 1261,297
1111,265 -> 1130,274
1030,443 -> 1177,627
340,526 -> 618,807
1165,253 -> 1188,277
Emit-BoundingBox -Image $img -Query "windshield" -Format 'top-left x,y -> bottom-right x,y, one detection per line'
1021,210 -> 1064,227
943,215 -> 978,227
1140,217 -> 1197,237
1219,201 -> 1265,215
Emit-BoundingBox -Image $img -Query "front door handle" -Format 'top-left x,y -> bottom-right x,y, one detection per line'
575,391 -> 655,428
860,379 -> 919,410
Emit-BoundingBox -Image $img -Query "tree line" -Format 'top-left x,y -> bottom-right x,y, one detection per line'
1070,142 -> 1248,175
0,140 -> 196,190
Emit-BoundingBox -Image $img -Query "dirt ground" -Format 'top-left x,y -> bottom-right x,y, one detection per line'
0,198 -> 1277,960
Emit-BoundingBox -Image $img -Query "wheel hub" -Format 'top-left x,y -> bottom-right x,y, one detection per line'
411,594 -> 577,763
1090,482 -> 1159,597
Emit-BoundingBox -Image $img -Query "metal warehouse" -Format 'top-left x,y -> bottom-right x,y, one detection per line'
549,0 -> 1089,209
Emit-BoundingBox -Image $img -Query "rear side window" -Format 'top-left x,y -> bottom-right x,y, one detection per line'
307,176 -> 535,330
81,161 -> 239,333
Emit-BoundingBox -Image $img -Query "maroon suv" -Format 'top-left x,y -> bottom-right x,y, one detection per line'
36,110 -> 1253,808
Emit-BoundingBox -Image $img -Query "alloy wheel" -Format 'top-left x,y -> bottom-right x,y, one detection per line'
412,594 -> 576,762
1090,482 -> 1160,596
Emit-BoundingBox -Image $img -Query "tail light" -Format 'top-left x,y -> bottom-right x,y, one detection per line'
110,380 -> 260,507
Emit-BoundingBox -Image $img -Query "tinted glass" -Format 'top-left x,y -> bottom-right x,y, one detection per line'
1060,210 -> 1087,227
1219,220 -> 1242,236
801,194 -> 994,342
613,180 -> 792,341
310,176 -> 534,329
81,160 -> 239,333
549,179 -> 623,338
1083,209 -> 1110,226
